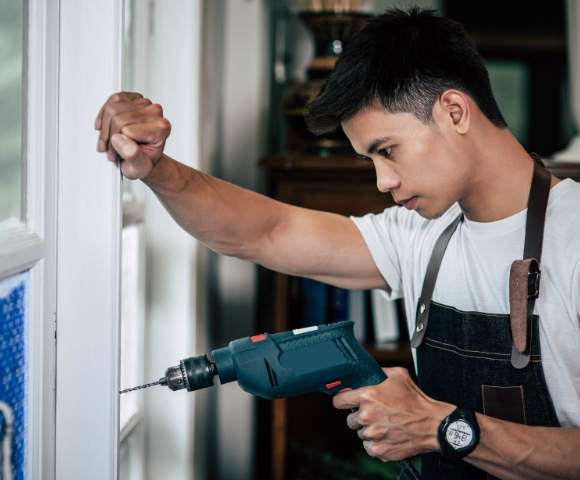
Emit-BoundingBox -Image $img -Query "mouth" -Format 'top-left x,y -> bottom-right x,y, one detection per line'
395,196 -> 418,210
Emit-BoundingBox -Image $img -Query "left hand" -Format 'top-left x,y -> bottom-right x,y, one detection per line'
333,367 -> 455,462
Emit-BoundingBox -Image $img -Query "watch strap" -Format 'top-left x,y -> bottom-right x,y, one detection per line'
439,455 -> 455,474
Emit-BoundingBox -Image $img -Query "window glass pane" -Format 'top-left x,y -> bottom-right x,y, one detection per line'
0,0 -> 25,231
120,224 -> 142,432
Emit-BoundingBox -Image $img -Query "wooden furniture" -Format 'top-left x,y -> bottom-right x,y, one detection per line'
257,154 -> 580,480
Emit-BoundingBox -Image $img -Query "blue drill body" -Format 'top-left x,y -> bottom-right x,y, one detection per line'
149,320 -> 421,480
211,321 -> 387,398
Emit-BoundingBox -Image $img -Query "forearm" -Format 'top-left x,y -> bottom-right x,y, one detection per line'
143,154 -> 284,258
466,414 -> 580,480
142,154 -> 385,289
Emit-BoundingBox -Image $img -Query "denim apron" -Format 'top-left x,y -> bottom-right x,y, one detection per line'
410,158 -> 560,480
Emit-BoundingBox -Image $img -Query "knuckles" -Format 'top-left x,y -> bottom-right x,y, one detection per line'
108,92 -> 123,103
387,367 -> 409,378
157,118 -> 172,135
149,103 -> 163,117
364,442 -> 391,461
108,91 -> 143,103
357,409 -> 372,425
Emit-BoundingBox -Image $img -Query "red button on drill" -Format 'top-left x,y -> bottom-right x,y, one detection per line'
326,381 -> 342,390
250,333 -> 266,343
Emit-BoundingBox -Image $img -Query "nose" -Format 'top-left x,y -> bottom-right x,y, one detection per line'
375,163 -> 401,193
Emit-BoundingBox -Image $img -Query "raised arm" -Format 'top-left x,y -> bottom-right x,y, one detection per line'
95,92 -> 386,290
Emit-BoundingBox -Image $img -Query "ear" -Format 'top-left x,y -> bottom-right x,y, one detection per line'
434,90 -> 470,135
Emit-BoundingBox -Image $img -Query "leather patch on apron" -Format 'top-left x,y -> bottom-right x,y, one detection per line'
482,385 -> 526,425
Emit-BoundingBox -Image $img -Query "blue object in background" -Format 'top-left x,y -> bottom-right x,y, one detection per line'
0,272 -> 28,480
328,286 -> 349,322
300,278 -> 328,327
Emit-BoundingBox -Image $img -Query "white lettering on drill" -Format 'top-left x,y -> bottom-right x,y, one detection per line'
293,326 -> 319,335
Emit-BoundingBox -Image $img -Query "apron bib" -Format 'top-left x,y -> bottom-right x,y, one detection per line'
410,158 -> 560,479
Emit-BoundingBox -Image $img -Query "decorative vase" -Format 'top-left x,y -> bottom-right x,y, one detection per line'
281,11 -> 372,154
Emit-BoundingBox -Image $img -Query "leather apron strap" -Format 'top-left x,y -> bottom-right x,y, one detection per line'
411,214 -> 462,348
410,156 -> 552,356
510,158 -> 552,368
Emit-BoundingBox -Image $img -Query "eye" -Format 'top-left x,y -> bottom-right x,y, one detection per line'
357,154 -> 373,164
378,147 -> 392,159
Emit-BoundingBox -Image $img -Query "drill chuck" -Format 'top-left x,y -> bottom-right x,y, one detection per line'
161,353 -> 224,392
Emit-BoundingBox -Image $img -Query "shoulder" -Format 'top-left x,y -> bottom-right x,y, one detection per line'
546,179 -> 580,231
548,178 -> 580,208
351,202 -> 462,244
544,179 -> 580,270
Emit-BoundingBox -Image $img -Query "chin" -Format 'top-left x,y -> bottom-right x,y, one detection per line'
417,202 -> 454,220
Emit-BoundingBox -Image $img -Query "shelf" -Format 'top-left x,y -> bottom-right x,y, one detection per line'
365,341 -> 413,367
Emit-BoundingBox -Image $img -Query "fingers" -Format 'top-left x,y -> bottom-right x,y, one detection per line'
101,99 -> 155,159
340,408 -> 362,435
96,93 -> 152,157
95,92 -> 144,131
120,117 -> 171,147
333,385 -> 372,410
382,366 -> 408,379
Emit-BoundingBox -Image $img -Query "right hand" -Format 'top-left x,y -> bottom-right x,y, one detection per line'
94,92 -> 171,180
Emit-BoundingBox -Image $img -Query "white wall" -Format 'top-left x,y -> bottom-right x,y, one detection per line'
198,1 -> 270,480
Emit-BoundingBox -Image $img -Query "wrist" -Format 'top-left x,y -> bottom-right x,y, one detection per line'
425,401 -> 457,452
142,154 -> 189,195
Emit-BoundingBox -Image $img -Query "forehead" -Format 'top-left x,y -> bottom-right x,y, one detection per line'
342,107 -> 430,150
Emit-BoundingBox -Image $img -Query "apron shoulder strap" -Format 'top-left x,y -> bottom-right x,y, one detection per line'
410,214 -> 463,348
510,157 -> 552,368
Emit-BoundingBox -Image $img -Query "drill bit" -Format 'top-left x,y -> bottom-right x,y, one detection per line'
120,378 -> 166,394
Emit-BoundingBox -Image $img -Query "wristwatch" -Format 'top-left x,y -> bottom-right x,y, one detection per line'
437,406 -> 480,473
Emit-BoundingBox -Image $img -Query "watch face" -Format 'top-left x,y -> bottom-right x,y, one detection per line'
445,419 -> 475,451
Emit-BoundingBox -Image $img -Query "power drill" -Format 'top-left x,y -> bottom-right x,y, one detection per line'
121,320 -> 421,480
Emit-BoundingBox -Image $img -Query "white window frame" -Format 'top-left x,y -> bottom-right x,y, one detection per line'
54,1 -> 124,479
1,0 -> 145,478
0,0 -> 59,478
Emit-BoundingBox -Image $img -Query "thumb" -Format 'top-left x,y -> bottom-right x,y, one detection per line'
110,133 -> 140,161
110,133 -> 152,180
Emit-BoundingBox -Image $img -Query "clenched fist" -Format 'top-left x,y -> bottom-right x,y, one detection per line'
94,92 -> 171,180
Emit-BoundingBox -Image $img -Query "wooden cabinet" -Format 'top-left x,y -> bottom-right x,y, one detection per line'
256,155 -> 580,480
256,154 -> 416,480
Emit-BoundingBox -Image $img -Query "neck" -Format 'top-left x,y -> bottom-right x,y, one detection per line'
457,127 -> 557,223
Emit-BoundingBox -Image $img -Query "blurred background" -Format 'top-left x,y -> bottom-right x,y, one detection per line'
114,1 -> 578,480
100,0 -> 579,479
1,0 -> 577,479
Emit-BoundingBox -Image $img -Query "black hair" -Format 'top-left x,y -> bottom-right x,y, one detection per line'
305,7 -> 507,135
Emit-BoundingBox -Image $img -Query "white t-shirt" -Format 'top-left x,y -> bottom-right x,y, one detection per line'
351,178 -> 580,427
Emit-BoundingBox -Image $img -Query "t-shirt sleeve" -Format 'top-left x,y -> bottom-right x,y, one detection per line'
351,206 -> 423,301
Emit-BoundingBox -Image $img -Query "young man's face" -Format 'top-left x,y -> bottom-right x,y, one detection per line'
342,107 -> 472,219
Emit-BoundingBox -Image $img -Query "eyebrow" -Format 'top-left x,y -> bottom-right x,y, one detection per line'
367,136 -> 393,155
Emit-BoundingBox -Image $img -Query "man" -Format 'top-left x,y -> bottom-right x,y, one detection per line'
95,8 -> 580,479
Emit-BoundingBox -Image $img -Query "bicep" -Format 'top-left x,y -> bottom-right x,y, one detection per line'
253,204 -> 389,291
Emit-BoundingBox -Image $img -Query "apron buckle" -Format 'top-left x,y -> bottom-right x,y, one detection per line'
527,270 -> 541,299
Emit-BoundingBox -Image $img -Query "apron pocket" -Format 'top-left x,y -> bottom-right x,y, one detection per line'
482,385 -> 526,425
